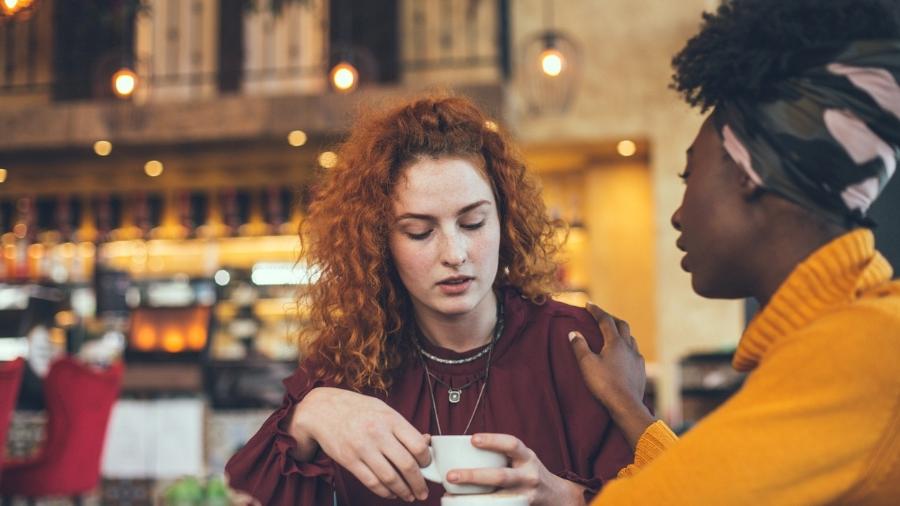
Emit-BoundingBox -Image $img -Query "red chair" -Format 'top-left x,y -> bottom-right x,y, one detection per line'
0,357 -> 123,504
0,358 -> 25,470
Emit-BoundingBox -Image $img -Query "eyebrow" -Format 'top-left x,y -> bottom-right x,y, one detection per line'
395,200 -> 491,222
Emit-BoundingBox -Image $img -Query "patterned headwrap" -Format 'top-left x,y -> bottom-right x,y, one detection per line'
713,40 -> 900,227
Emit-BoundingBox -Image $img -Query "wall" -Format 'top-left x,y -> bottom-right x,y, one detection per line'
509,0 -> 744,423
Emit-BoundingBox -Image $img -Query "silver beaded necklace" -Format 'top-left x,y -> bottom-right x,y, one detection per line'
416,301 -> 503,435
414,300 -> 504,366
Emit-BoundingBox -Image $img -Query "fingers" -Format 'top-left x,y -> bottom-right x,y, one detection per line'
345,459 -> 397,500
362,450 -> 417,502
586,302 -> 639,351
615,319 -> 631,342
447,437 -> 542,490
394,424 -> 431,467
446,466 -> 517,488
584,301 -> 609,323
382,435 -> 429,501
567,331 -> 595,363
471,433 -> 530,462
586,303 -> 623,348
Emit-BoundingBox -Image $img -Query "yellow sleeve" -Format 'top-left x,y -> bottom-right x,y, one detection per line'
590,316 -> 899,505
615,420 -> 679,478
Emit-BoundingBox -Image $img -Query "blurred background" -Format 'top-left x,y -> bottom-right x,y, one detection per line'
0,0 -> 897,503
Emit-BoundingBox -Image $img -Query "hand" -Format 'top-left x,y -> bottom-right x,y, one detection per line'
569,303 -> 654,448
292,387 -> 431,502
446,434 -> 586,505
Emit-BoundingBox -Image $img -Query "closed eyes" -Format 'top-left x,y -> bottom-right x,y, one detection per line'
405,220 -> 485,241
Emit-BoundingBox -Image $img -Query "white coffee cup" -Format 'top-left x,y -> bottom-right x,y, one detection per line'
419,435 -> 507,495
441,493 -> 528,506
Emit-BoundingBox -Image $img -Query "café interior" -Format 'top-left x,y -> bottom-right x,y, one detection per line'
0,0 -> 898,504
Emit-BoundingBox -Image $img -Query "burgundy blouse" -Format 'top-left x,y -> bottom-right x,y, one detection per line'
225,289 -> 633,505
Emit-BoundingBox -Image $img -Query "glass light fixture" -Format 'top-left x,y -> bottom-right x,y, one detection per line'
539,48 -> 564,77
519,0 -> 582,115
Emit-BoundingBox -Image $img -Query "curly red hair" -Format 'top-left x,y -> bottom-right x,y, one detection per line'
300,95 -> 561,392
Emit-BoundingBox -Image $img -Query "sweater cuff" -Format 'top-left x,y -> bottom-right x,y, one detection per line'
633,420 -> 678,468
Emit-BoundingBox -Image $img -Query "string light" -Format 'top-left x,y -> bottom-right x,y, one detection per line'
112,68 -> 138,98
318,151 -> 338,169
288,130 -> 308,147
144,160 -> 164,177
329,62 -> 358,92
94,140 -> 113,157
617,140 -> 637,157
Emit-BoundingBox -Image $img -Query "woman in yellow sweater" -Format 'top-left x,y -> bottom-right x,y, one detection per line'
449,0 -> 900,503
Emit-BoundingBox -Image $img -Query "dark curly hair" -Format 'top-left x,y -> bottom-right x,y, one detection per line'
671,0 -> 900,111
299,95 -> 561,392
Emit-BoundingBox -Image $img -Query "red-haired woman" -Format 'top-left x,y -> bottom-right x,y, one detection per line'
225,96 -> 632,505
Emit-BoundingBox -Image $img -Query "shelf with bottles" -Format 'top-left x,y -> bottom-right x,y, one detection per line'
0,185 -> 308,284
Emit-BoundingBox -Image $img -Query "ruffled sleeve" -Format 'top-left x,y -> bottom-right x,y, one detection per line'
224,365 -> 336,506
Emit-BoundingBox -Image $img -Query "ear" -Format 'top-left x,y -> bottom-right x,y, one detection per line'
726,161 -> 763,200
736,169 -> 765,200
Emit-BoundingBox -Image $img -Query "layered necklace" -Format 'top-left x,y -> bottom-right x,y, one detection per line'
415,300 -> 504,435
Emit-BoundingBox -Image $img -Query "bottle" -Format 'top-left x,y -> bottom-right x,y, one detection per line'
238,188 -> 269,236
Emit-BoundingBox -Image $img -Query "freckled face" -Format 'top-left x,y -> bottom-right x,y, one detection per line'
389,157 -> 501,319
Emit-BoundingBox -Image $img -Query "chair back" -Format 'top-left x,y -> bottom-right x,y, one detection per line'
0,358 -> 25,467
36,357 -> 123,494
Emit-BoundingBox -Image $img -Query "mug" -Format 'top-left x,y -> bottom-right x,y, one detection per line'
419,435 -> 507,495
441,493 -> 528,506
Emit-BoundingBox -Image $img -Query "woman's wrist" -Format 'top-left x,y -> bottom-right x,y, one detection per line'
559,476 -> 588,506
289,389 -> 322,461
608,395 -> 655,449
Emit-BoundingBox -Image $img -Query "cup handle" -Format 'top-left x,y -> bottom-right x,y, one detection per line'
419,447 -> 441,483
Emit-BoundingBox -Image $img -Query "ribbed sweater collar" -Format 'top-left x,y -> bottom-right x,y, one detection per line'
733,229 -> 894,372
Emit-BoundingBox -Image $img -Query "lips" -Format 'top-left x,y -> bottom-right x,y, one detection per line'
437,275 -> 474,285
676,239 -> 689,272
436,276 -> 474,295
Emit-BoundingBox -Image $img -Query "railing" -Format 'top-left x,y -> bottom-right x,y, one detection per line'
241,0 -> 328,96
0,0 -> 508,104
399,0 -> 508,85
0,3 -> 53,100
134,0 -> 223,101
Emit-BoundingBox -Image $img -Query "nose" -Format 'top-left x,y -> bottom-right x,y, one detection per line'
440,231 -> 467,267
671,205 -> 683,231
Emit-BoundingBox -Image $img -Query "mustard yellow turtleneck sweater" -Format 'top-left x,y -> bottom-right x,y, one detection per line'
593,229 -> 900,505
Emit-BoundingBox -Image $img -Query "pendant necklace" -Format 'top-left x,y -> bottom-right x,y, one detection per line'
415,301 -> 504,403
416,300 -> 503,435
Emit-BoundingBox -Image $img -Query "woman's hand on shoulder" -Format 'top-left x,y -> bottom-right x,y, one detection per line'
447,433 -> 586,505
292,386 -> 431,502
569,303 -> 655,448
